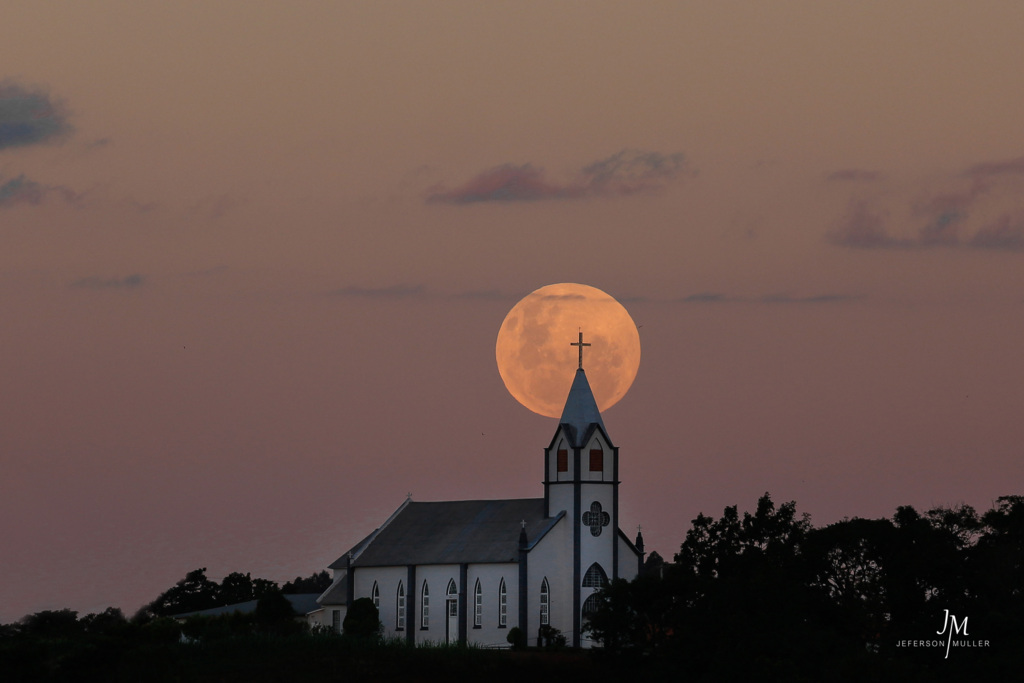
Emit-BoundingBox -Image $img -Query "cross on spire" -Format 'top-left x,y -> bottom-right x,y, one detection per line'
570,330 -> 591,370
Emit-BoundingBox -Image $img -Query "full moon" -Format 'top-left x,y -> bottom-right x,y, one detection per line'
495,283 -> 641,417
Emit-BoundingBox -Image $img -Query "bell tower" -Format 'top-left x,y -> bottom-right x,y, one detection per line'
542,332 -> 620,646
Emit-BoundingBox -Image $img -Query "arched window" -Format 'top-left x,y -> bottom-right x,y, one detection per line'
498,578 -> 508,627
540,578 -> 550,626
396,581 -> 406,630
581,593 -> 602,622
473,579 -> 483,628
371,582 -> 380,610
421,581 -> 430,629
447,579 -> 457,598
582,562 -> 608,588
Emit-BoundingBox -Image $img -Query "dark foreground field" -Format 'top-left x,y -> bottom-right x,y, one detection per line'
3,630 -> 1019,683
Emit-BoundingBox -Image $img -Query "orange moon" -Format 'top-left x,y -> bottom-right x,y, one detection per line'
495,283 -> 641,417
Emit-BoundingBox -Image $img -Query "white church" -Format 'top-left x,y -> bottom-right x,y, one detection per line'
308,352 -> 644,648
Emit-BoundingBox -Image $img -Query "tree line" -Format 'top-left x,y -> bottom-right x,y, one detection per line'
587,493 -> 1024,680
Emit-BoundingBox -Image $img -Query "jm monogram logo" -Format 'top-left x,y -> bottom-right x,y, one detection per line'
936,609 -> 969,659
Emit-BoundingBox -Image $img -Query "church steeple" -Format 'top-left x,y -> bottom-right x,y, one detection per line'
558,368 -> 606,446
559,331 -> 607,446
542,330 -> 623,648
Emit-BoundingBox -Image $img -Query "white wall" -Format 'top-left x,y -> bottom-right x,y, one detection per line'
351,565 -> 407,639
524,516 -> 571,646
410,564 -> 459,645
464,563 -> 518,648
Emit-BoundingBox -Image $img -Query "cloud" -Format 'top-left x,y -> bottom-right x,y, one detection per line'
69,274 -> 145,289
964,155 -> 1024,178
828,200 -> 913,249
680,292 -> 727,303
828,155 -> 1024,252
678,292 -> 856,304
427,164 -> 584,204
427,150 -> 688,204
0,175 -> 81,208
0,82 -> 71,150
329,284 -> 424,298
760,293 -> 857,304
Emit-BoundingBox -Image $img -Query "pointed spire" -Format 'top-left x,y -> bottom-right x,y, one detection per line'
559,367 -> 606,445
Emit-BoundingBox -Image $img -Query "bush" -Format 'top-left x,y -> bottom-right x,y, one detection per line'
342,598 -> 381,640
506,626 -> 526,650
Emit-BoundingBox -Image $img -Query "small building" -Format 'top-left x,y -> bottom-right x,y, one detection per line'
313,365 -> 644,647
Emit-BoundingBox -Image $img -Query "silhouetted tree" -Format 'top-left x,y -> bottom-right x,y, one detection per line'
640,550 -> 665,578
80,607 -> 129,637
19,609 -> 82,639
142,568 -> 222,617
342,597 -> 380,639
282,570 -> 332,594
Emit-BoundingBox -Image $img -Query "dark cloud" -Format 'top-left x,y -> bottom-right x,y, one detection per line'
826,169 -> 881,182
0,175 -> 81,208
760,293 -> 857,304
537,293 -> 587,301
968,214 -> 1024,251
964,155 -> 1024,178
427,164 -> 584,204
680,292 -> 727,303
427,150 -> 688,204
69,274 -> 145,289
0,82 -> 71,150
828,200 -> 913,249
0,175 -> 43,207
330,284 -> 424,298
829,155 -> 1024,252
679,292 -> 855,304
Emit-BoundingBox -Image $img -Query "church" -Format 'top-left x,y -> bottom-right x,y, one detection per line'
308,349 -> 644,648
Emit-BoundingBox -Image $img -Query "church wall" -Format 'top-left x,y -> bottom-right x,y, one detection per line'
352,565 -> 407,639
526,517 -> 572,646
411,563 -> 459,645
465,563 -> 518,648
617,534 -> 640,580
578,480 -> 616,648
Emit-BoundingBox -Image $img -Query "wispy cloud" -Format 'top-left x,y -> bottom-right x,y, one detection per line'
69,274 -> 145,290
760,293 -> 857,304
681,292 -> 728,303
0,175 -> 80,208
427,150 -> 689,204
329,284 -> 424,299
829,155 -> 1024,252
0,82 -> 71,150
679,292 -> 857,304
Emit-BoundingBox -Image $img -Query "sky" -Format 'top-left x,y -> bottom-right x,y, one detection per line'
3,1 -> 1024,622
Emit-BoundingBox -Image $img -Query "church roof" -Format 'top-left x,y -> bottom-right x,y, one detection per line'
170,593 -> 322,620
329,498 -> 555,568
317,572 -> 348,606
558,368 -> 606,447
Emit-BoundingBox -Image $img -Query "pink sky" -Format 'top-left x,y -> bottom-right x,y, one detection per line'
3,2 -> 1024,622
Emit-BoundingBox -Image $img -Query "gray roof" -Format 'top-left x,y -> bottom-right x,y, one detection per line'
171,593 -> 322,619
559,368 -> 606,447
316,571 -> 348,606
329,498 -> 555,568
